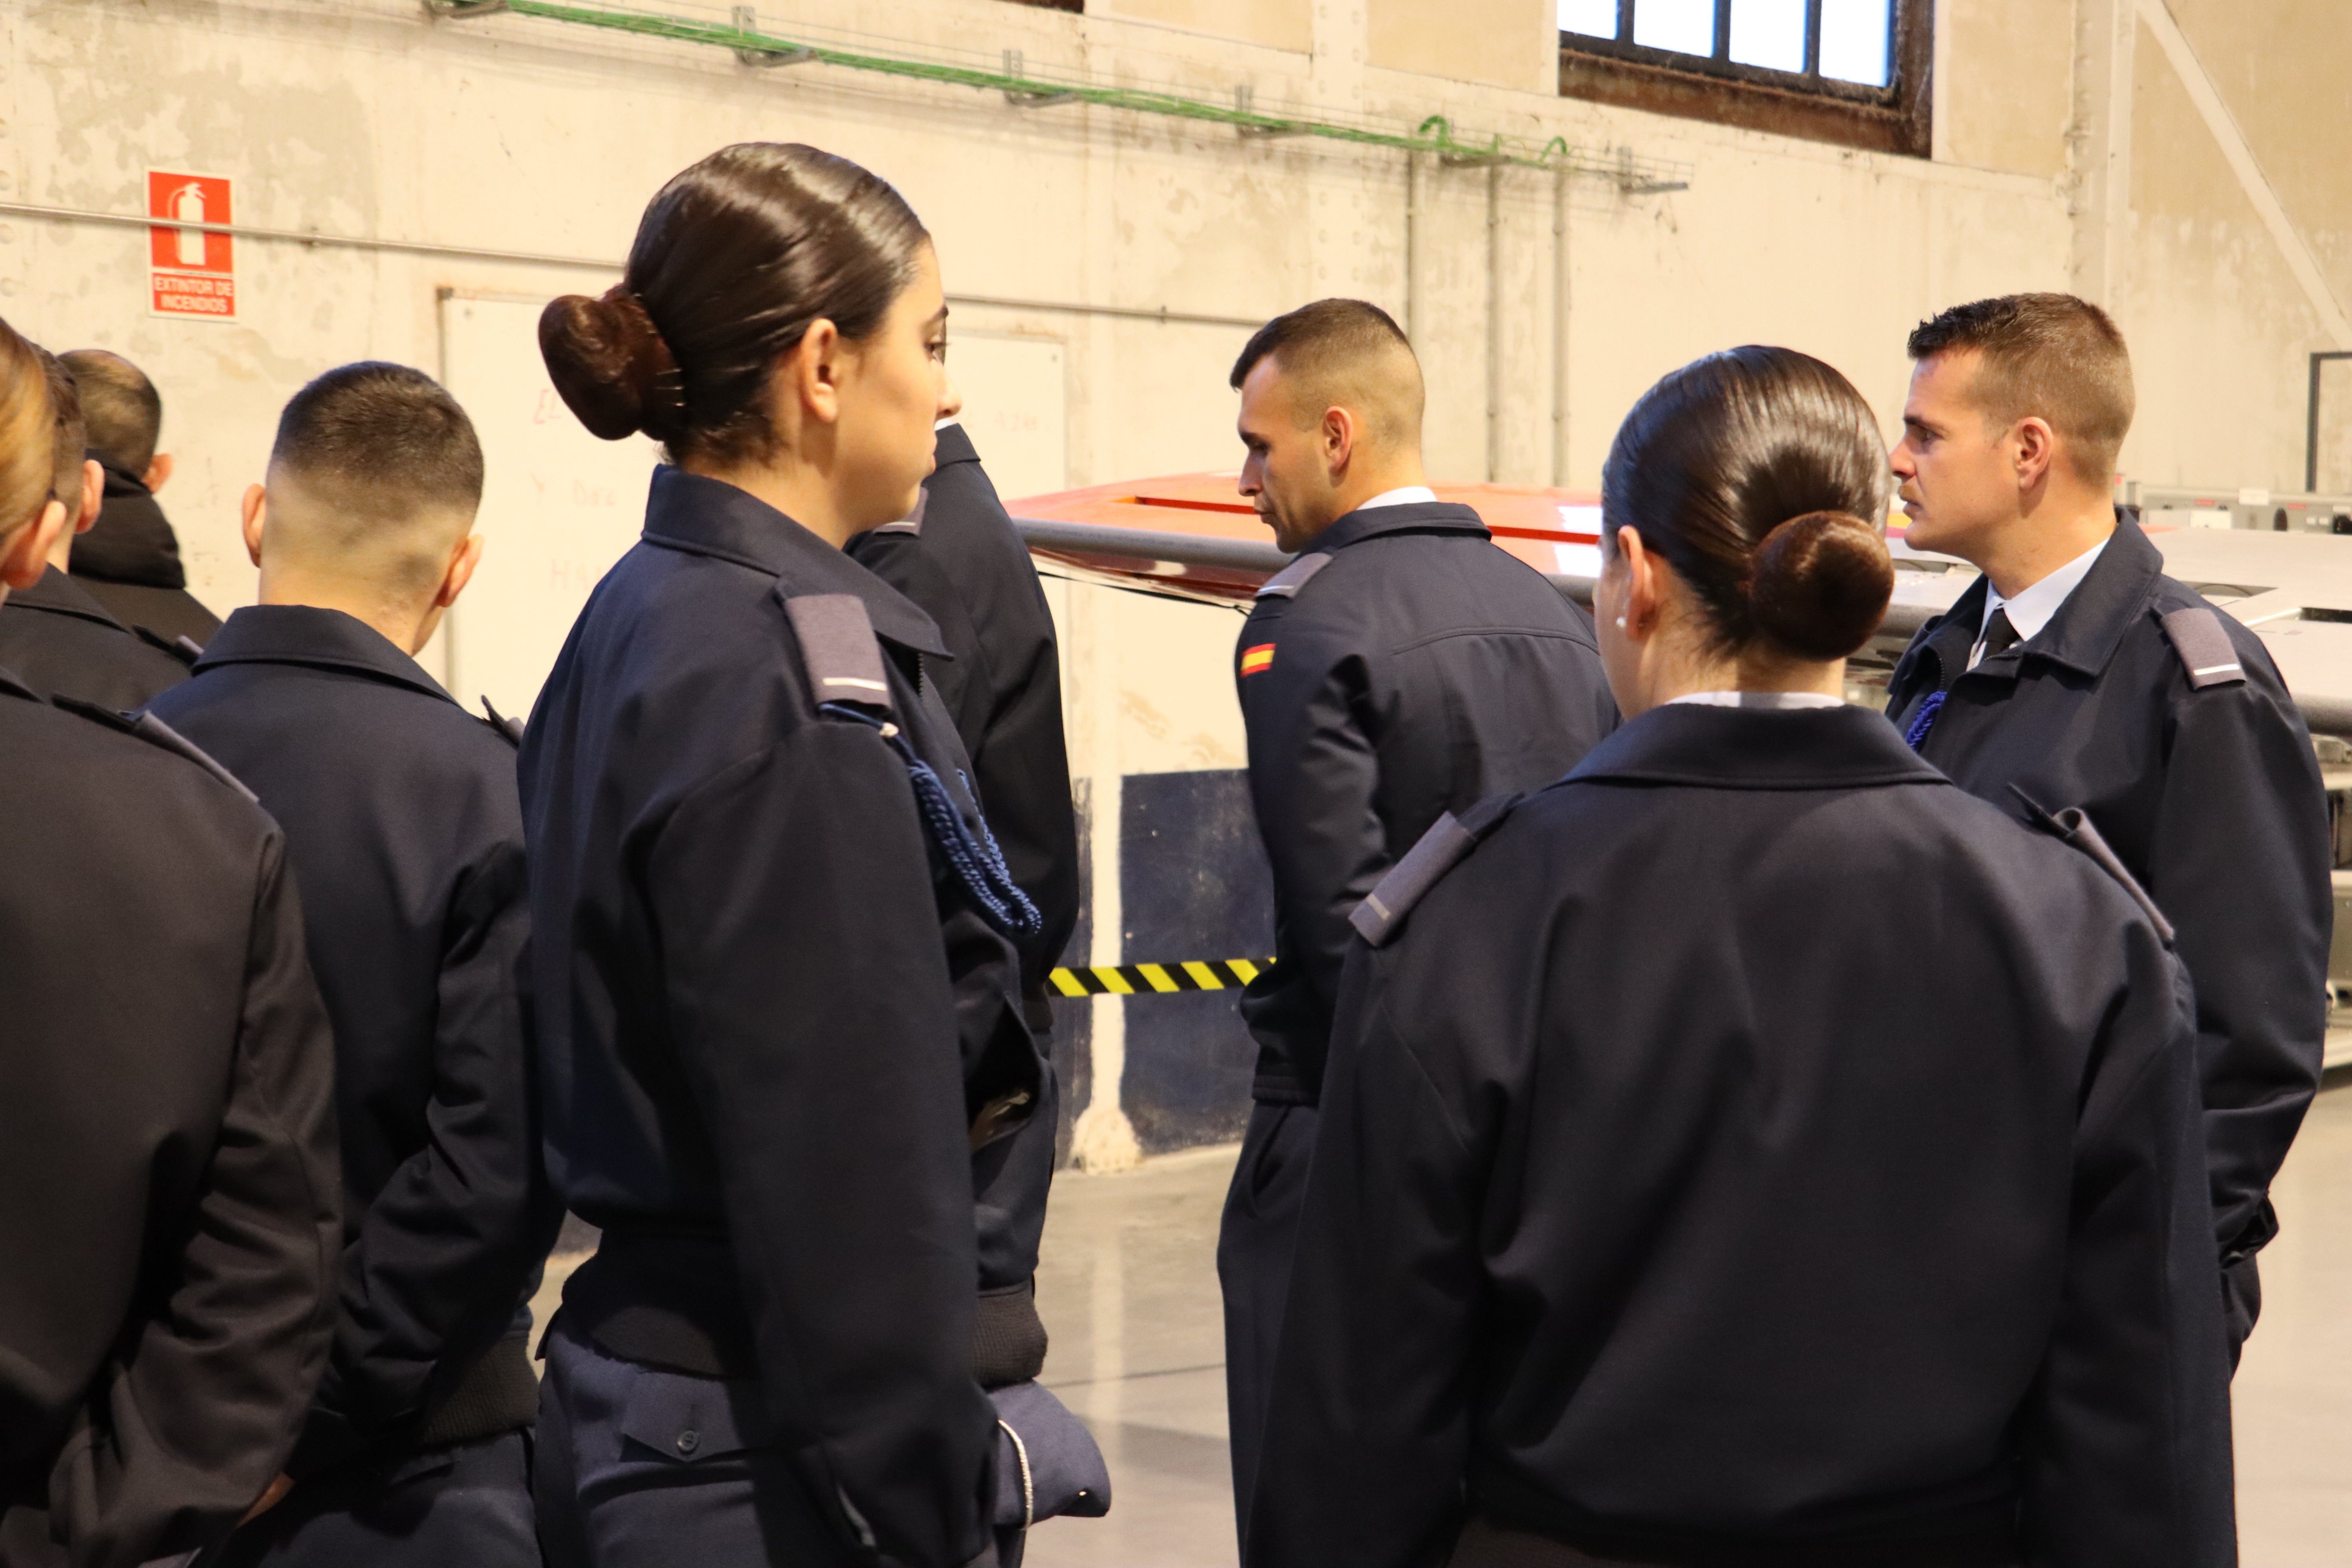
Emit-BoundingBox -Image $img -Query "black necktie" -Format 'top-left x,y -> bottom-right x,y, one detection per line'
1980,608 -> 2020,661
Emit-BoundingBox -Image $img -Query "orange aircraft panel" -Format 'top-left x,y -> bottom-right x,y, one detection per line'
1008,472 -> 1603,602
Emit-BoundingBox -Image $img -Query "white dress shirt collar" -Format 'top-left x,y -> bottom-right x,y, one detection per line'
1664,691 -> 1847,710
1357,485 -> 1438,511
1978,534 -> 2111,659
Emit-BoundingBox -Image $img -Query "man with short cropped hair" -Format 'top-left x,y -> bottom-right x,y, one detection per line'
0,347 -> 190,708
149,362 -> 558,1566
1885,292 -> 2329,1361
61,348 -> 223,645
0,316 -> 341,1568
1217,299 -> 1617,1542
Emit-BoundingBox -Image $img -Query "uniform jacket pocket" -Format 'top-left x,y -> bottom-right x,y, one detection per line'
617,1366 -> 775,1465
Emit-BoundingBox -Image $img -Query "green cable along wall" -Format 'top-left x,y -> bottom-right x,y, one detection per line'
430,0 -> 1690,187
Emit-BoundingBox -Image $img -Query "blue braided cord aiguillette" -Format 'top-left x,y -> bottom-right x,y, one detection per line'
1902,689 -> 1947,751
818,702 -> 1044,939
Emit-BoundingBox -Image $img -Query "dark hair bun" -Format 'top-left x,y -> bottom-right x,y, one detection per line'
539,286 -> 686,443
1746,511 -> 1893,660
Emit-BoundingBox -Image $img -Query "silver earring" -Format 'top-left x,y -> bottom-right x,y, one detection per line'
1614,615 -> 1627,629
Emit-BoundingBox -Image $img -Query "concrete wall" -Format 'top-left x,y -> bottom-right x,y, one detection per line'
9,0 -> 2349,1159
2112,0 -> 2352,488
1938,0 -> 2074,180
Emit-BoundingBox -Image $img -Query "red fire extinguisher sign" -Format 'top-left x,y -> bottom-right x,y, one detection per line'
148,171 -> 235,320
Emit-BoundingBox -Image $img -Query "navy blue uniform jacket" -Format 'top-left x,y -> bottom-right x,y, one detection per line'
1886,512 -> 2330,1271
147,606 -> 556,1479
1252,704 -> 2233,1568
1234,500 -> 1616,1104
0,564 -> 187,709
517,468 -> 1045,1568
848,422 -> 1081,1004
0,670 -> 340,1568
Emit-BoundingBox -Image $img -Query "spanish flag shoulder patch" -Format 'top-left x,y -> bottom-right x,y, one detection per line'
1240,642 -> 1276,677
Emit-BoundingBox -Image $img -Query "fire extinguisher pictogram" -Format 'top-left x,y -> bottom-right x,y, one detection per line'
147,170 -> 236,319
170,182 -> 207,268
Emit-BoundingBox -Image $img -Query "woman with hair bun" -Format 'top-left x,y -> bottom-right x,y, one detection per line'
1249,347 -> 2233,1568
521,144 -> 1095,1568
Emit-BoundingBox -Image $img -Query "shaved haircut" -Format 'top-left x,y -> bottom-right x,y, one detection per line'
269,362 -> 484,597
1907,293 -> 2134,485
1230,299 -> 1425,450
60,349 -> 162,474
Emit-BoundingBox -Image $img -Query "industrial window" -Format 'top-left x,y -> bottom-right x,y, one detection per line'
1559,0 -> 1932,157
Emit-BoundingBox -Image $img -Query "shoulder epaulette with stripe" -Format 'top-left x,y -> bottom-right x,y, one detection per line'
1349,791 -> 1524,948
784,593 -> 895,713
2158,605 -> 2246,690
51,697 -> 258,803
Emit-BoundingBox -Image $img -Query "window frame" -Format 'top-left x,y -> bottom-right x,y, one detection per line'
1560,0 -> 1934,158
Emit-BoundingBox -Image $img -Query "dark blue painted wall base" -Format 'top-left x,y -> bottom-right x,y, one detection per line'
1046,768 -> 1274,1163
1120,769 -> 1272,1154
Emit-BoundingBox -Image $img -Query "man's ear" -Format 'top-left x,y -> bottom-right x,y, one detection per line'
74,459 -> 102,533
2011,416 -> 2057,492
143,452 -> 174,494
1,500 -> 68,591
436,532 -> 485,610
240,483 -> 267,569
1321,405 -> 1359,478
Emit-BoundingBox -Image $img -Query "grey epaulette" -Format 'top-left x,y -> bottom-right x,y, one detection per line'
53,695 -> 258,803
1254,552 -> 1331,601
2159,606 -> 2246,690
479,697 -> 524,746
1349,791 -> 1523,948
2011,786 -> 2174,945
783,593 -> 895,712
133,624 -> 204,667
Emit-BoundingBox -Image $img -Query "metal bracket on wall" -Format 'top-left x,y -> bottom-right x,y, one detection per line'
1612,146 -> 1688,195
1434,118 -> 1511,170
1002,51 -> 1078,109
1232,86 -> 1305,140
729,8 -> 814,67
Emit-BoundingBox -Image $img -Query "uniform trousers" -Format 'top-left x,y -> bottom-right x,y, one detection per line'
207,1431 -> 537,1568
1214,1101 -> 1319,1549
535,1316 -> 868,1568
1446,1519 -> 2022,1568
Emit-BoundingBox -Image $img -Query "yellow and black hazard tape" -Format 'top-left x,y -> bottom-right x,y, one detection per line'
1048,958 -> 1274,997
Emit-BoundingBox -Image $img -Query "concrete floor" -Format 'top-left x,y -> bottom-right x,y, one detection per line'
1029,1145 -> 1239,1568
530,1074 -> 2352,1566
2233,1070 -> 2352,1566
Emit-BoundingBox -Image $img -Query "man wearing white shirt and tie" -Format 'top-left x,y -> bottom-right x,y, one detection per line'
1884,292 -> 2329,1364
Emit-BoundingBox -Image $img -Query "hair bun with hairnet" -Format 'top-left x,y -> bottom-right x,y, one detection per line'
538,285 -> 687,443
